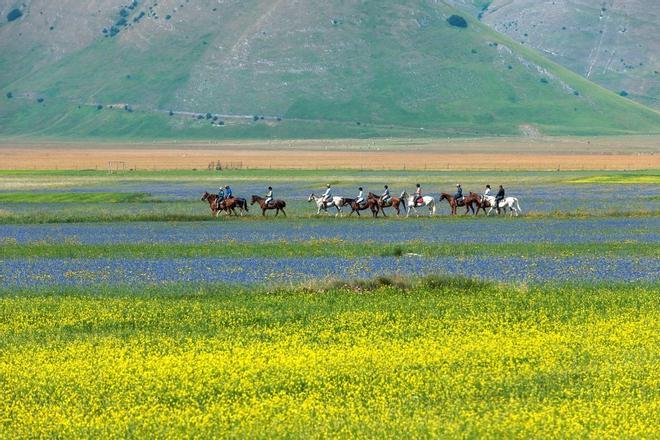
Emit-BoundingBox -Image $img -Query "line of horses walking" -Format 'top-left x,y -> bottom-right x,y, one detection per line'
202,190 -> 522,217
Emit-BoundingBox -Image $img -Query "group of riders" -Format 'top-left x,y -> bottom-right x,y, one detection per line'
212,182 -> 509,215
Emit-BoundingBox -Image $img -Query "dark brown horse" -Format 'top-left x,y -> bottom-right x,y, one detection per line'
439,192 -> 480,215
251,195 -> 287,216
344,197 -> 380,217
368,192 -> 402,216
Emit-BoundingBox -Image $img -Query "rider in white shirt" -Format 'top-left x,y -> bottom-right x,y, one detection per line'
322,184 -> 332,207
484,184 -> 491,198
415,183 -> 423,206
356,187 -> 364,206
264,187 -> 273,206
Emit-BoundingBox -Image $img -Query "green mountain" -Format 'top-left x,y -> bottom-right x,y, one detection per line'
449,0 -> 660,109
1,0 -> 659,140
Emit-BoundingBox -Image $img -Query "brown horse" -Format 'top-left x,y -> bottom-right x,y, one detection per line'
251,195 -> 287,216
439,192 -> 480,215
473,194 -> 491,215
344,197 -> 380,217
368,192 -> 402,216
219,197 -> 249,216
201,192 -> 223,217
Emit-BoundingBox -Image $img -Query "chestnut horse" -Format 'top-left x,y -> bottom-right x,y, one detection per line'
202,192 -> 248,216
439,192 -> 480,215
251,195 -> 287,216
201,192 -> 223,217
219,197 -> 249,216
368,192 -> 402,216
344,197 -> 380,217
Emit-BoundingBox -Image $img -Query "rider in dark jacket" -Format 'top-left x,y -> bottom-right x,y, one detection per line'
495,185 -> 505,214
454,184 -> 463,202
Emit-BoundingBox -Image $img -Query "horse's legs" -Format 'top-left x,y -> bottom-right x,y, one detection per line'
262,208 -> 266,216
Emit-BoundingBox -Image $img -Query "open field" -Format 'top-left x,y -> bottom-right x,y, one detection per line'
1,167 -> 658,437
1,136 -> 659,170
1,281 -> 658,438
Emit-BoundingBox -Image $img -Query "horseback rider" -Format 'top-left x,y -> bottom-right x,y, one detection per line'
414,183 -> 423,206
217,186 -> 226,207
356,187 -> 365,207
381,185 -> 391,204
454,184 -> 463,203
495,185 -> 505,214
224,185 -> 233,199
483,184 -> 491,198
322,184 -> 332,208
264,186 -> 273,207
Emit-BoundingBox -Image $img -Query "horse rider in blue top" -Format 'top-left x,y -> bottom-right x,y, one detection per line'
495,185 -> 505,214
454,184 -> 463,202
381,185 -> 391,204
265,187 -> 273,207
224,185 -> 233,199
217,186 -> 225,203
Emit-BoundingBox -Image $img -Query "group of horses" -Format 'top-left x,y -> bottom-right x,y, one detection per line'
202,190 -> 521,217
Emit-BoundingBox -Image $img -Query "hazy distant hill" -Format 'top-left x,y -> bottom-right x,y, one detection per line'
449,0 -> 660,109
0,0 -> 658,140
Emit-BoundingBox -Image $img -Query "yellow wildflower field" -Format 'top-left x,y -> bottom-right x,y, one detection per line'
0,283 -> 657,438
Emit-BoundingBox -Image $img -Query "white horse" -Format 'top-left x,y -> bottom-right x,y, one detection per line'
482,195 -> 522,216
308,193 -> 344,216
401,191 -> 436,217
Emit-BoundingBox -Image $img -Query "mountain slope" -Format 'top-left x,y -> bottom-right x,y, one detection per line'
0,0 -> 659,139
449,0 -> 660,109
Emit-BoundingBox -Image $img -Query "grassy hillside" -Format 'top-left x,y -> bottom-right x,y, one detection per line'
0,0 -> 659,139
450,0 -> 660,109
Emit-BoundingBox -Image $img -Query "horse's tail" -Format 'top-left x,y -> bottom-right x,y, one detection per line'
514,198 -> 522,212
282,201 -> 286,208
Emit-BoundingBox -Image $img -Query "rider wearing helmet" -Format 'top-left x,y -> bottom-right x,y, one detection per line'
356,187 -> 365,207
415,183 -> 423,206
495,185 -> 505,214
224,185 -> 233,199
454,184 -> 463,202
322,184 -> 332,208
381,185 -> 391,204
483,184 -> 491,198
265,186 -> 273,207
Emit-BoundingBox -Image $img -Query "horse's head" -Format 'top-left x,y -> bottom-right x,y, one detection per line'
439,193 -> 450,201
250,195 -> 259,205
400,191 -> 408,199
307,193 -> 315,202
201,192 -> 210,201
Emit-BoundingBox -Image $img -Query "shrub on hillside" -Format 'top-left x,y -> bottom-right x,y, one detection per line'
37,97 -> 44,103
619,90 -> 629,97
7,8 -> 22,22
97,104 -> 103,110
447,15 -> 467,28
6,92 -> 12,99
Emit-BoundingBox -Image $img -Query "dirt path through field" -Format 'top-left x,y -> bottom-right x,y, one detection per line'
1,137 -> 658,170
